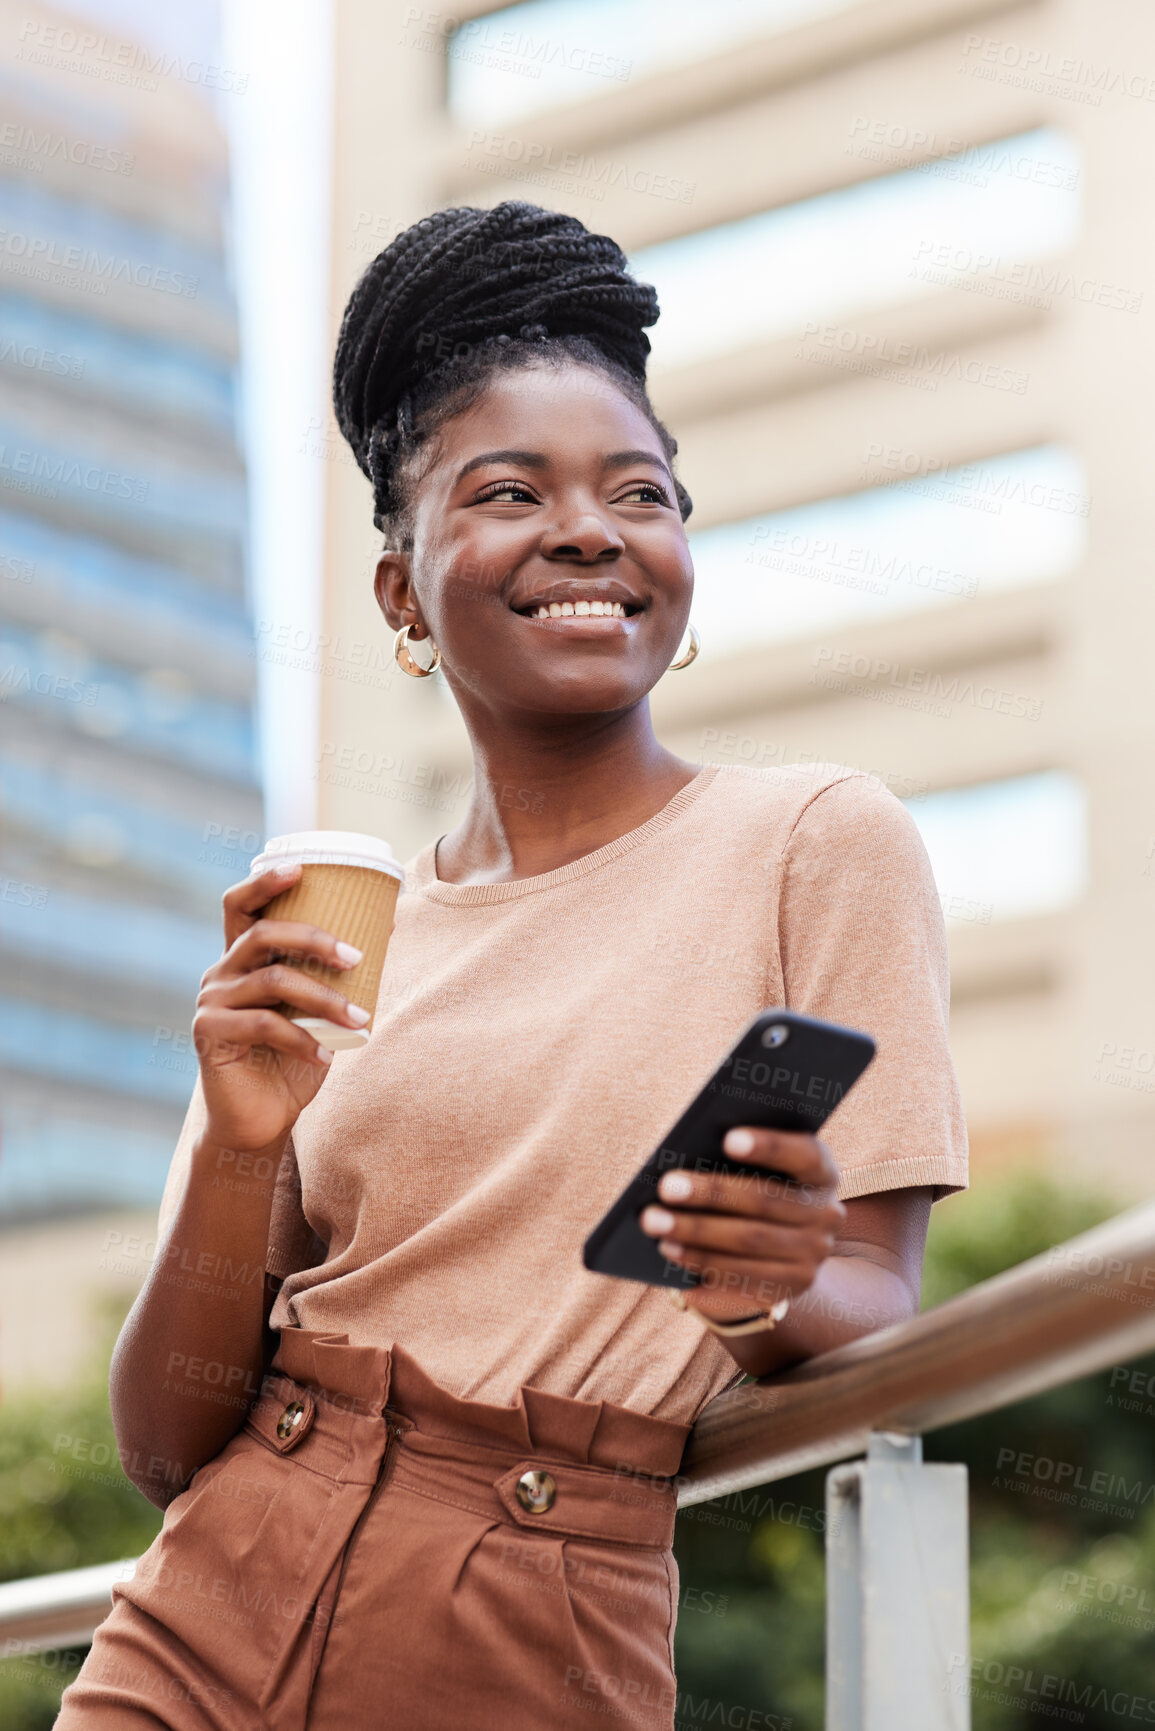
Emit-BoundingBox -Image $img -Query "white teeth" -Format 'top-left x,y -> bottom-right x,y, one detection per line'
527,598 -> 631,619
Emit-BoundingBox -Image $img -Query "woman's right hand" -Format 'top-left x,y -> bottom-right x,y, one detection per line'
192,863 -> 368,1153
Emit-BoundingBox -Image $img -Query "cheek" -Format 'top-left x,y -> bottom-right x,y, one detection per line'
419,533 -> 521,644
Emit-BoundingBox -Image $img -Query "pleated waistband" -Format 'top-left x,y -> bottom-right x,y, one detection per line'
253,1328 -> 688,1550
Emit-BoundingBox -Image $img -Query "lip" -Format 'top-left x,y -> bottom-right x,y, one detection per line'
518,612 -> 636,630
508,578 -> 645,616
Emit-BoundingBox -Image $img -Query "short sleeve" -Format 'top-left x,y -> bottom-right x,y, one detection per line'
157,1081 -> 326,1280
777,772 -> 968,1201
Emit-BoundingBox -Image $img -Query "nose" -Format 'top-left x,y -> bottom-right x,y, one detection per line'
540,510 -> 623,564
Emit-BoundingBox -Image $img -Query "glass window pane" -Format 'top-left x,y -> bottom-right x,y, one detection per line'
688,445 -> 1087,657
446,0 -> 858,126
906,771 -> 1087,924
633,128 -> 1081,371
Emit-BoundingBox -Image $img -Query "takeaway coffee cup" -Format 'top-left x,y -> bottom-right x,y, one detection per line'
250,830 -> 404,1051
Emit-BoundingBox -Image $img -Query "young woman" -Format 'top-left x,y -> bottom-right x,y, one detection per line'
58,202 -> 966,1731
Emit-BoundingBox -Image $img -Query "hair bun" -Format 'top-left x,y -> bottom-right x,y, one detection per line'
333,201 -> 660,482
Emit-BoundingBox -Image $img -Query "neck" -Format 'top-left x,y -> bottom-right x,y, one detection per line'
434,700 -> 699,885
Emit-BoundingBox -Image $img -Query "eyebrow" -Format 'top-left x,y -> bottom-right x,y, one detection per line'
454,448 -> 674,485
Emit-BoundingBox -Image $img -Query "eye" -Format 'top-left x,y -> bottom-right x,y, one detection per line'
474,480 -> 538,504
615,482 -> 670,506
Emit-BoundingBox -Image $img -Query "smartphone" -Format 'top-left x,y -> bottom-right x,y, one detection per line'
582,1008 -> 875,1290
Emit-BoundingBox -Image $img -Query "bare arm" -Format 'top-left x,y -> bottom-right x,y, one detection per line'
723,1187 -> 932,1377
639,1126 -> 934,1379
110,1131 -> 287,1506
110,863 -> 371,1507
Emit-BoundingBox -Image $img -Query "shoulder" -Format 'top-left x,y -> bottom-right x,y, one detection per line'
705,761 -> 918,840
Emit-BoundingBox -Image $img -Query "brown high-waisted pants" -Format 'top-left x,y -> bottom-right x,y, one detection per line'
56,1332 -> 690,1730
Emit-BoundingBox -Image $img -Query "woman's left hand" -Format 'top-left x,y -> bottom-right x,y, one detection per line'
639,1126 -> 846,1322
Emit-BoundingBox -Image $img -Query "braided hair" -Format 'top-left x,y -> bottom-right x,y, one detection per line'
332,201 -> 691,546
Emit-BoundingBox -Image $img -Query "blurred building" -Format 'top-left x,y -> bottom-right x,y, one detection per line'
311,0 -> 1155,1200
0,0 -> 259,1249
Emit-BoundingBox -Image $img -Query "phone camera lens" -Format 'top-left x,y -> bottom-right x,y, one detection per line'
761,1025 -> 790,1048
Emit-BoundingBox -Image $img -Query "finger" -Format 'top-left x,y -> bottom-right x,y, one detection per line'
193,1006 -> 334,1070
222,863 -> 301,947
654,1166 -> 845,1224
640,1206 -> 840,1264
720,1128 -> 840,1190
667,1247 -> 821,1307
201,965 -> 370,1030
672,1248 -> 809,1311
221,919 -> 363,979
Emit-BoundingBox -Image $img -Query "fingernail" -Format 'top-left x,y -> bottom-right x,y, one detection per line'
659,1240 -> 684,1261
659,1173 -> 693,1201
642,1207 -> 676,1234
335,942 -> 363,966
724,1129 -> 756,1156
345,1005 -> 370,1025
316,1046 -> 334,1064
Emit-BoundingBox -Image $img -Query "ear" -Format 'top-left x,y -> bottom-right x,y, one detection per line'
374,551 -> 428,635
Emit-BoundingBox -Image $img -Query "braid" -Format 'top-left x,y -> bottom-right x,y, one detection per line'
332,201 -> 691,542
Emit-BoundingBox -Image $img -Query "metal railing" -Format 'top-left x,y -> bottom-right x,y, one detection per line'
4,1200 -> 1155,1725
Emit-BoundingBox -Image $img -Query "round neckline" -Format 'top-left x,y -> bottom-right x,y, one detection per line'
413,764 -> 720,905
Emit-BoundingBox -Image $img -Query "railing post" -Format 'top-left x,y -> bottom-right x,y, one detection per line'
825,1433 -> 969,1731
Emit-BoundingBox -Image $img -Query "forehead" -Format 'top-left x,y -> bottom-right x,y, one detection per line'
435,363 -> 663,463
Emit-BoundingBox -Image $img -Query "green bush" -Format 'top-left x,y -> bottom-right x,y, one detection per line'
0,1345 -> 162,1729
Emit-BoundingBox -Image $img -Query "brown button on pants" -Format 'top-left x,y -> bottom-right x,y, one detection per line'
56,1332 -> 690,1729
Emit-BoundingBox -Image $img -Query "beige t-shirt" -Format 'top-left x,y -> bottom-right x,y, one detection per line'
160,763 -> 967,1424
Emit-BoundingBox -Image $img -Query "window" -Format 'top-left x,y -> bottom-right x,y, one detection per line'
446,0 -> 859,126
0,754 -> 259,901
906,771 -> 1087,925
0,887 -> 220,991
0,1106 -> 183,1215
0,510 -> 254,656
0,292 -> 237,433
687,445 -> 1087,657
0,621 -> 257,782
632,128 -> 1081,371
0,996 -> 197,1108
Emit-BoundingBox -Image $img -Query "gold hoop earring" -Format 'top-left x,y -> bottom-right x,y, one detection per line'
667,622 -> 700,672
394,623 -> 442,678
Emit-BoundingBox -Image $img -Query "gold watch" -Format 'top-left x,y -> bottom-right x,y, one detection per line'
666,1289 -> 791,1338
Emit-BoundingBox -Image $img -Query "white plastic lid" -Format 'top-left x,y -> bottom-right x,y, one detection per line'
251,830 -> 404,882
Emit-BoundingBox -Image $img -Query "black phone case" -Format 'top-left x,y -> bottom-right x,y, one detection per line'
581,1009 -> 876,1290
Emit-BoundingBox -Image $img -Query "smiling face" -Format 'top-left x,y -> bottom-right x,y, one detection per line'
374,363 -> 694,724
